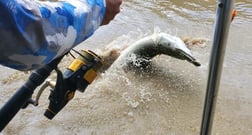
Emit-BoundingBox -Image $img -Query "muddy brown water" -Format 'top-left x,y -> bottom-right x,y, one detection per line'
1,0 -> 252,135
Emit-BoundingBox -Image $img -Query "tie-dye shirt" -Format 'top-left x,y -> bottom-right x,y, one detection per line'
0,0 -> 106,71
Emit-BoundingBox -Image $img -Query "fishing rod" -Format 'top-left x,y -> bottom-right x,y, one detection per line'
0,49 -> 103,132
200,0 -> 235,135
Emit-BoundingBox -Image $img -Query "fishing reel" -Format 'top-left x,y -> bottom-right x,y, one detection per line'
33,50 -> 103,119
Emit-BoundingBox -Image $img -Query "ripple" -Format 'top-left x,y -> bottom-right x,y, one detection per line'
235,1 -> 252,23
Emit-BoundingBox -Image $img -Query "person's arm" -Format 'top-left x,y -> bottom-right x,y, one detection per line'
0,0 -> 121,71
101,0 -> 122,25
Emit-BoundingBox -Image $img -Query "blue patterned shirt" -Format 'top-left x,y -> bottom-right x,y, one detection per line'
0,0 -> 106,71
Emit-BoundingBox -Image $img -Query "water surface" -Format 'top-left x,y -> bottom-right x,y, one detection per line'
1,0 -> 252,135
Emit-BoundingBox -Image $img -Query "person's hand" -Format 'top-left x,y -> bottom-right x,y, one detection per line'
101,0 -> 123,25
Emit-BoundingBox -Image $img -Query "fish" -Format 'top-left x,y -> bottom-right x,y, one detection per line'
99,32 -> 201,72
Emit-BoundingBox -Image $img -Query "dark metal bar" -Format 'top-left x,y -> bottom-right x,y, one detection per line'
200,0 -> 234,135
